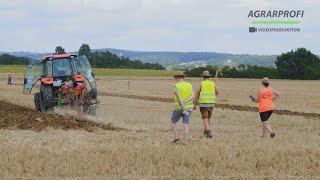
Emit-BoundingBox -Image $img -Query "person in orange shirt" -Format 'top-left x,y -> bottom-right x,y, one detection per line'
7,70 -> 13,85
252,77 -> 281,138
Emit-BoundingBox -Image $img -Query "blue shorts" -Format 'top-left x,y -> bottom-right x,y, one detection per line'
171,109 -> 192,124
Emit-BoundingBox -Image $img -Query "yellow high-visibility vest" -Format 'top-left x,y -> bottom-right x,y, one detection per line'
199,80 -> 216,104
174,81 -> 193,110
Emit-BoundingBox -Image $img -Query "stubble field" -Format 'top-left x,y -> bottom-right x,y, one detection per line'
0,74 -> 319,179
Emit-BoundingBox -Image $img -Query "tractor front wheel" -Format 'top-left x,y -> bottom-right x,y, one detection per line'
40,85 -> 54,112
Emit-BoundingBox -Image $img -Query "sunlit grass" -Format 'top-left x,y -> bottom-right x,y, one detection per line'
93,68 -> 180,77
0,65 -> 25,73
0,65 -> 180,77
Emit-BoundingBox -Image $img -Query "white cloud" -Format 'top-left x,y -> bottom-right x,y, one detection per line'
0,0 -> 319,54
227,0 -> 270,8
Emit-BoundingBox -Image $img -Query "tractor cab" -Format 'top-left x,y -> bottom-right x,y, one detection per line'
23,54 -> 98,115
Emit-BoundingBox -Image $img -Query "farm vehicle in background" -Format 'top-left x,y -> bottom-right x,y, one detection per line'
23,54 -> 99,116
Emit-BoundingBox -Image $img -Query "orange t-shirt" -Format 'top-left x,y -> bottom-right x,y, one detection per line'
258,87 -> 274,112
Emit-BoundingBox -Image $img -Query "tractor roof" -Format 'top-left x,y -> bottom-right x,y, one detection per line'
40,54 -> 77,61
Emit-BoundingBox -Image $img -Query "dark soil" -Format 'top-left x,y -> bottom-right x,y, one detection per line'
0,101 -> 121,132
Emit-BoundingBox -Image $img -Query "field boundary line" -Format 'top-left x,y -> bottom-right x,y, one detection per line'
109,80 -> 320,96
101,92 -> 320,119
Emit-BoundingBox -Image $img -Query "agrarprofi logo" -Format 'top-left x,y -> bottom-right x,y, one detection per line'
248,10 -> 304,18
248,10 -> 304,33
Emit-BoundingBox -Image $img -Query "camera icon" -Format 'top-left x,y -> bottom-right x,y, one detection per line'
249,27 -> 257,33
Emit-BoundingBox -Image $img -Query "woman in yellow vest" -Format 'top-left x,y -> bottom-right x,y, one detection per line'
193,70 -> 219,138
171,73 -> 194,144
252,77 -> 281,138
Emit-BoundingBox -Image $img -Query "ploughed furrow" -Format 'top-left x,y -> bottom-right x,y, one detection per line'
0,101 -> 120,132
101,92 -> 320,119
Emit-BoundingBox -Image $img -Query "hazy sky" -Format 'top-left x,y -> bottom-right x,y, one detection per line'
0,0 -> 319,54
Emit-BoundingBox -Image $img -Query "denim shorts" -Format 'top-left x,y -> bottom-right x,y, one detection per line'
171,109 -> 192,124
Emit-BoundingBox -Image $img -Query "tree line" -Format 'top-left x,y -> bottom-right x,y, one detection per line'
1,46 -> 319,79
0,44 -> 165,70
57,44 -> 165,70
184,65 -> 278,79
77,44 -> 165,70
184,48 -> 320,80
0,54 -> 29,65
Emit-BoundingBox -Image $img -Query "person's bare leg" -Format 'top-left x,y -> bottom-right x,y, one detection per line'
202,119 -> 209,131
203,118 -> 213,138
203,119 -> 210,131
208,118 -> 213,136
206,109 -> 214,138
263,121 -> 273,134
171,122 -> 179,139
183,124 -> 189,144
208,118 -> 212,128
260,124 -> 267,138
203,118 -> 210,137
263,121 -> 275,138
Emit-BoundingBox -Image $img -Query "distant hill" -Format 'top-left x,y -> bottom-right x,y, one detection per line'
0,51 -> 52,60
1,49 -> 278,69
97,49 -> 277,69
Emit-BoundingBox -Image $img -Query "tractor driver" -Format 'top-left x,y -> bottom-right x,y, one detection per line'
53,60 -> 68,76
53,66 -> 65,76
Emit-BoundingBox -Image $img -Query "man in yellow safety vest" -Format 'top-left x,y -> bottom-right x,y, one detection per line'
193,70 -> 219,138
171,73 -> 194,144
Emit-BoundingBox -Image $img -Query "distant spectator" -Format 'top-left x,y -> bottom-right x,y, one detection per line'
7,70 -> 13,85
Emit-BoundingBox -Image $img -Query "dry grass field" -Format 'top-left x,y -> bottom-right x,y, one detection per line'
0,75 -> 319,179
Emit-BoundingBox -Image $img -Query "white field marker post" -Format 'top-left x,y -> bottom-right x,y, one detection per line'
285,89 -> 287,105
127,76 -> 130,91
215,69 -> 219,83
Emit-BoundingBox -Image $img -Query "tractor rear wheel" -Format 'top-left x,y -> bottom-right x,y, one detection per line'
34,92 -> 41,112
40,85 -> 54,112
